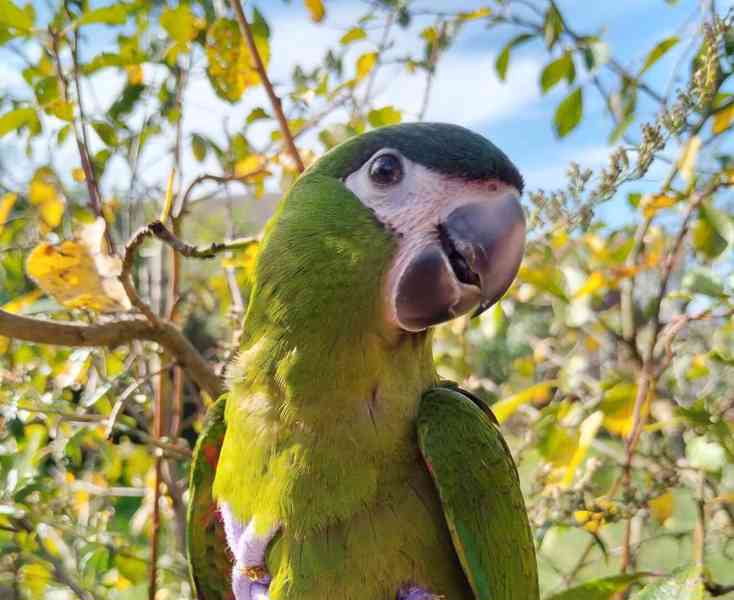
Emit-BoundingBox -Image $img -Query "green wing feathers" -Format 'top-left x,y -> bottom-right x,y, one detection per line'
417,386 -> 539,600
187,396 -> 233,600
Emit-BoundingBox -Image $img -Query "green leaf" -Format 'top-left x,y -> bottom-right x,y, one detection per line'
367,106 -> 402,127
92,121 -> 118,146
77,3 -> 130,26
692,202 -> 732,259
191,134 -> 207,162
546,574 -> 647,600
108,84 -> 144,121
682,267 -> 726,297
641,36 -> 679,74
554,87 -> 583,137
543,4 -> 563,49
540,51 -> 575,93
0,0 -> 33,32
630,566 -> 703,600
246,107 -> 270,124
0,107 -> 38,137
495,34 -> 533,81
161,5 -> 201,44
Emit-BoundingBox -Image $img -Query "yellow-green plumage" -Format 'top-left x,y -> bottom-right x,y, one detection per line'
189,123 -> 538,600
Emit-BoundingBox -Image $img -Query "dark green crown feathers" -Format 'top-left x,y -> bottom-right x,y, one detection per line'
308,122 -> 524,192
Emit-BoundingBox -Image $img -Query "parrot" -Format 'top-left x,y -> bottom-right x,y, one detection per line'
187,122 -> 538,600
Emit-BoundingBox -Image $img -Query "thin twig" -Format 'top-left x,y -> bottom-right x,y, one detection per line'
228,0 -> 304,172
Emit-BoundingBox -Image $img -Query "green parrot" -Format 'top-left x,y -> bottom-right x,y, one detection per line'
187,122 -> 538,600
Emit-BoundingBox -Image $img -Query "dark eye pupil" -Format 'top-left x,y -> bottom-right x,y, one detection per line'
369,154 -> 402,185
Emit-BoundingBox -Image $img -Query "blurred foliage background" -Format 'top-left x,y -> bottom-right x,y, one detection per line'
1,0 -> 734,599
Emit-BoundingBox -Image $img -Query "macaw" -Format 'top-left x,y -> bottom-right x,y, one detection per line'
187,123 -> 538,600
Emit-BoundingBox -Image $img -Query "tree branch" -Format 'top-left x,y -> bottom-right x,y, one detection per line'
228,0 -> 304,172
0,310 -> 223,399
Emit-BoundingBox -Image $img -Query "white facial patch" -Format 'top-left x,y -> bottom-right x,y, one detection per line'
343,149 -> 519,330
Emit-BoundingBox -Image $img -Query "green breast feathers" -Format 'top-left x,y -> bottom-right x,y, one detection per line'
187,123 -> 538,600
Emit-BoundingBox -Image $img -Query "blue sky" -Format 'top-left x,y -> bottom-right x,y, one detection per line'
0,0 -> 724,227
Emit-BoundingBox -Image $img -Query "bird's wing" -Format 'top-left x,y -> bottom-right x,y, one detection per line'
416,385 -> 539,600
187,395 -> 234,600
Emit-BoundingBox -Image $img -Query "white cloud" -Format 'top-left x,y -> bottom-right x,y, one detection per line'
524,144 -> 611,190
387,55 -> 542,125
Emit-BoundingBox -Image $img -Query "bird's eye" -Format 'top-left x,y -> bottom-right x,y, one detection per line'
369,154 -> 403,186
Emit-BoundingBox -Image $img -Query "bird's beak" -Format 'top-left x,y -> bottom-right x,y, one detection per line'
394,190 -> 525,331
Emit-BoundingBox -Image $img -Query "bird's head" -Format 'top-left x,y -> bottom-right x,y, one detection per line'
301,122 -> 526,333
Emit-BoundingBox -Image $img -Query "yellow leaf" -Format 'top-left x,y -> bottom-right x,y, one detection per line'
126,64 -> 143,85
574,271 -> 605,299
0,192 -> 17,234
20,563 -> 51,598
206,18 -> 269,103
649,490 -> 674,524
458,7 -> 492,20
685,353 -> 709,380
71,167 -> 86,182
26,218 -> 131,312
601,382 -> 652,437
160,5 -> 203,44
3,289 -> 43,314
340,27 -> 366,45
642,194 -> 677,219
356,52 -> 377,81
159,168 -> 176,222
678,135 -> 701,183
713,103 -> 734,135
304,0 -> 325,23
562,411 -> 603,488
29,167 -> 65,229
492,380 -> 558,423
235,154 -> 267,177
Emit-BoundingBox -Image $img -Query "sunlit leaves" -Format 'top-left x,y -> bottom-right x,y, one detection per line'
495,34 -> 532,82
367,106 -> 401,128
0,192 -> 17,233
692,201 -> 734,259
641,194 -> 677,218
648,490 -> 674,524
640,36 -> 679,74
543,3 -> 563,49
355,51 -> 377,80
29,167 -> 64,230
304,0 -> 325,23
205,16 -> 270,103
712,101 -> 734,134
0,106 -> 39,137
26,218 -> 131,312
601,381 -> 650,437
562,411 -> 603,488
554,87 -> 583,137
340,26 -> 366,45
77,3 -> 131,27
540,51 -> 575,93
0,0 -> 33,33
161,4 -> 204,62
457,7 -> 491,21
191,133 -> 207,162
492,380 -> 558,423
